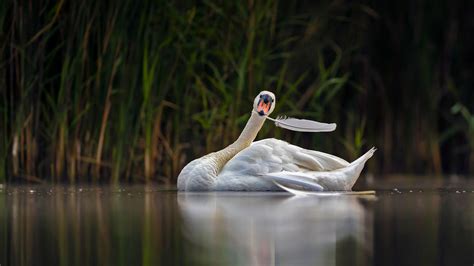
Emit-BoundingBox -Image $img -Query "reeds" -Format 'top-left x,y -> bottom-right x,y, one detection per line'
1,0 -> 473,183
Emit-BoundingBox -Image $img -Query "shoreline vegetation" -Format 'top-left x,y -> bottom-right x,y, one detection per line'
1,1 -> 473,183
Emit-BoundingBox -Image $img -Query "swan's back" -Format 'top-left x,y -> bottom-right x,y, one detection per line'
215,138 -> 349,191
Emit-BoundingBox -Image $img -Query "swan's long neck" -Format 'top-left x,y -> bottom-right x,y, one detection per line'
213,111 -> 266,170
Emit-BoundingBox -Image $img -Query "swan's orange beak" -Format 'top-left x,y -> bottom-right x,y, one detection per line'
256,95 -> 272,116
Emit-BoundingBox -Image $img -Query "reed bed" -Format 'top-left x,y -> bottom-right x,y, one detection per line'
1,1 -> 473,183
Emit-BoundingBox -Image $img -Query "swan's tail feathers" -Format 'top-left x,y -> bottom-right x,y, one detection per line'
345,147 -> 376,188
262,171 -> 324,191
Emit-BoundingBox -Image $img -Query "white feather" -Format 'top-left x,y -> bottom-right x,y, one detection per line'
266,115 -> 337,132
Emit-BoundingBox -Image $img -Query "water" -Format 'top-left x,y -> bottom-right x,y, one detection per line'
1,180 -> 474,266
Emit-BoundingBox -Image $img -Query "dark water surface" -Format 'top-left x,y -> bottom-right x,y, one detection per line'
1,179 -> 474,266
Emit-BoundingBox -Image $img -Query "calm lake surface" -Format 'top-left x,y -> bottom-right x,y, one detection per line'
1,179 -> 474,266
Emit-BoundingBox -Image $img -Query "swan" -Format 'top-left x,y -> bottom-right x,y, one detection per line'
177,91 -> 376,191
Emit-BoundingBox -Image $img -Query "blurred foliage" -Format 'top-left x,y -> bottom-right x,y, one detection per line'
0,0 -> 473,183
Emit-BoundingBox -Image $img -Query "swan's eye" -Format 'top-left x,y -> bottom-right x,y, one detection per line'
259,95 -> 262,99
271,99 -> 274,103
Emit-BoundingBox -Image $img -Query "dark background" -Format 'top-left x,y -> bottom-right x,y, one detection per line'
1,0 -> 473,183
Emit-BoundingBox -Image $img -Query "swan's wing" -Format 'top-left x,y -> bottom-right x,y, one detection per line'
255,138 -> 350,170
264,147 -> 376,191
216,138 -> 349,190
222,138 -> 349,175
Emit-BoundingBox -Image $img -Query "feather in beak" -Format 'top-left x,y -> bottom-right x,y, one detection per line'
264,114 -> 337,132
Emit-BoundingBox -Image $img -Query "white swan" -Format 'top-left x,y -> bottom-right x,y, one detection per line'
177,91 -> 375,191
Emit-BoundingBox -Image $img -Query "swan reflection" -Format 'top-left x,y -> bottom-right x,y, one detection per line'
178,192 -> 374,266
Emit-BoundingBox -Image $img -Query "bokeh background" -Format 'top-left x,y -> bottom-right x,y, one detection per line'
1,0 -> 473,183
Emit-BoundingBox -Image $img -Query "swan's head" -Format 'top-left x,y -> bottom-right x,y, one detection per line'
253,91 -> 276,116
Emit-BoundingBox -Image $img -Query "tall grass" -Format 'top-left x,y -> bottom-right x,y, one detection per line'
1,0 -> 473,183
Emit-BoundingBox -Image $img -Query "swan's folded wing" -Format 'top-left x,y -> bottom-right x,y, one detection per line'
256,139 -> 349,170
221,138 -> 349,177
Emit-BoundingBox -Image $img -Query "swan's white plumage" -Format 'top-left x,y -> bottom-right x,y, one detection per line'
214,138 -> 374,191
